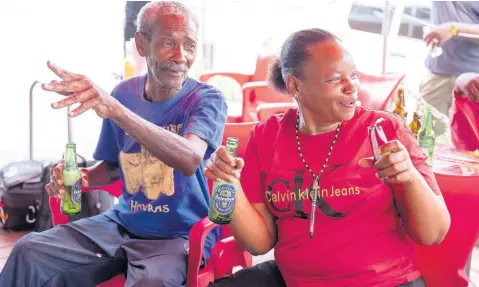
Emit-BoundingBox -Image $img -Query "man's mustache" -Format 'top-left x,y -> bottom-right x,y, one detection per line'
158,62 -> 188,73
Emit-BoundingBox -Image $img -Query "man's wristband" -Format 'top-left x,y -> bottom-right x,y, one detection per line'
451,23 -> 458,36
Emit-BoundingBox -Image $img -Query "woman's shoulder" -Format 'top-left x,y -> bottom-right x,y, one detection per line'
252,108 -> 297,140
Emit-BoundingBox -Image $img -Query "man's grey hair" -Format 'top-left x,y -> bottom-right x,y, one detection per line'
137,1 -> 199,40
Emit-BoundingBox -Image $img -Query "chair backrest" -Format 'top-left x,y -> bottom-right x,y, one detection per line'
241,82 -> 294,122
251,55 -> 278,82
450,93 -> 479,151
356,71 -> 405,111
256,102 -> 298,121
221,122 -> 258,159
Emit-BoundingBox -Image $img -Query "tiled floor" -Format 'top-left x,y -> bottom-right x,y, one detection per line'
1,230 -> 478,286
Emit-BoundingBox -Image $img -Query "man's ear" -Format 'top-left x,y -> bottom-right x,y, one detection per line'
135,31 -> 147,57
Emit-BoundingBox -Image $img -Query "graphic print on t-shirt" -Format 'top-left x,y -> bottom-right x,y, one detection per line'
265,159 -> 367,220
119,123 -> 182,201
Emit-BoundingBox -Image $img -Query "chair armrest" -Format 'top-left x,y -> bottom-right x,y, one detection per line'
210,236 -> 253,279
187,217 -> 219,287
241,80 -> 269,89
199,72 -> 253,88
83,179 -> 123,198
49,179 -> 123,226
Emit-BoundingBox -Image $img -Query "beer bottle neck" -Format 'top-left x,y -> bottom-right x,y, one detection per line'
225,145 -> 238,158
64,146 -> 77,170
421,109 -> 433,131
225,137 -> 239,158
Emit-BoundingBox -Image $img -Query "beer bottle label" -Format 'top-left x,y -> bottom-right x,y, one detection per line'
213,184 -> 236,215
71,179 -> 82,205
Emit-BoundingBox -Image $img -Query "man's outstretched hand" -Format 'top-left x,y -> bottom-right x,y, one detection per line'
41,61 -> 122,119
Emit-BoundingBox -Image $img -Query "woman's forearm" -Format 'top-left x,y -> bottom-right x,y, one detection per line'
394,169 -> 451,245
229,187 -> 277,255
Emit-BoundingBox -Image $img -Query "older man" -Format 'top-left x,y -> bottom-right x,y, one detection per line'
0,1 -> 227,286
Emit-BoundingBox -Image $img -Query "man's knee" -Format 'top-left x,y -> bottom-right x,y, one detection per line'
9,232 -> 44,261
127,256 -> 187,287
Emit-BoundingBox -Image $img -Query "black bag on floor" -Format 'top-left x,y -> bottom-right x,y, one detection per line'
0,160 -> 51,231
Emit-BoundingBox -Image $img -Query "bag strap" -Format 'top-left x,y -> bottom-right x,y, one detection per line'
0,201 -> 7,229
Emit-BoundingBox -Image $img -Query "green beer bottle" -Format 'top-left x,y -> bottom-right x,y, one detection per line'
418,107 -> 435,167
61,143 -> 82,215
209,137 -> 239,224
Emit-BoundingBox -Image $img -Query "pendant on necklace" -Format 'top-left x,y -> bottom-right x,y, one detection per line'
313,177 -> 319,191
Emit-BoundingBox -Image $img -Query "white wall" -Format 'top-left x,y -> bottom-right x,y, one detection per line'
0,0 -> 124,166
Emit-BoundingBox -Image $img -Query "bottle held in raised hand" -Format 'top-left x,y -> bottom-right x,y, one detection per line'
208,137 -> 240,224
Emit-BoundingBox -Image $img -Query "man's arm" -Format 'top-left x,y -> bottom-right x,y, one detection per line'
425,22 -> 479,46
111,109 -> 207,177
86,161 -> 120,188
42,62 -> 227,176
454,22 -> 479,43
111,90 -> 227,177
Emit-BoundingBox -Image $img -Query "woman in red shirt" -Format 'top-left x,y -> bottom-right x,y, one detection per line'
204,28 -> 451,287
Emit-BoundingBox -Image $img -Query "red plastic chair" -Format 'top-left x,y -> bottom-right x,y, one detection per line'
450,93 -> 479,151
222,121 -> 257,158
252,71 -> 404,122
49,122 -> 257,287
199,55 -> 279,123
256,102 -> 297,121
241,82 -> 294,122
199,55 -> 277,88
356,71 -> 405,111
242,71 -> 404,122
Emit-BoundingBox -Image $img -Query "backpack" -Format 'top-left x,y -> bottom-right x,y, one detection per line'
0,160 -> 51,231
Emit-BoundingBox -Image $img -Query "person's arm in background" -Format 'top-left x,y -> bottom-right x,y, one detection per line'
425,22 -> 479,46
455,73 -> 479,102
